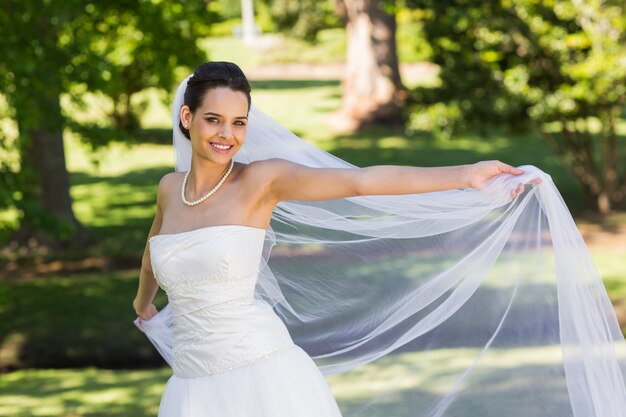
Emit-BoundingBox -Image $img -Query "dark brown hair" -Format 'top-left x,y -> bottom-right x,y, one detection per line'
179,61 -> 252,140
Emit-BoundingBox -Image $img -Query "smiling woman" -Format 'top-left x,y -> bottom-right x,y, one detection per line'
133,62 -> 626,417
181,96 -> 248,156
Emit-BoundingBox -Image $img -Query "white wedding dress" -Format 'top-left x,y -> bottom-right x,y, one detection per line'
146,224 -> 343,417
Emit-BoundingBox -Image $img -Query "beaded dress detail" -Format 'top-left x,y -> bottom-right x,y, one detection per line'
139,224 -> 343,417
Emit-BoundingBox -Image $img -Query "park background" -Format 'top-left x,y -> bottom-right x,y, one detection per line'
1,1 -> 625,416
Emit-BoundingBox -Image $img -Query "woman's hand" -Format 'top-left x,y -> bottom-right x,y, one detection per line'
463,160 -> 541,198
133,298 -> 158,321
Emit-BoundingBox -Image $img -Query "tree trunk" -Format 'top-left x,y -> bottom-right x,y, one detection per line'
13,72 -> 89,249
336,0 -> 407,131
541,120 -> 623,215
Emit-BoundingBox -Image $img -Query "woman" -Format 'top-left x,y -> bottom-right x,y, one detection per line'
134,62 -> 625,417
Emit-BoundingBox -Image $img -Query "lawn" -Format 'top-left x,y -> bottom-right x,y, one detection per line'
0,344 -> 587,417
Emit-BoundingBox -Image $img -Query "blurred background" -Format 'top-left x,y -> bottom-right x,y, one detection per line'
0,0 -> 624,416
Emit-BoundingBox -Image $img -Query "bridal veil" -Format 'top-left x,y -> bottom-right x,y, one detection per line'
135,74 -> 626,417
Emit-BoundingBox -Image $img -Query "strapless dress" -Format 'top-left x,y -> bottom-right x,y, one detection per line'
137,224 -> 343,417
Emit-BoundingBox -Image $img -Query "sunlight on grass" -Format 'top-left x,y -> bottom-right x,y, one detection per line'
251,79 -> 342,143
0,367 -> 170,417
65,136 -> 173,176
325,344 -> 580,416
590,249 -> 626,278
0,344 -> 590,417
199,36 -> 262,70
257,31 -> 346,65
65,136 -> 172,234
327,345 -> 565,401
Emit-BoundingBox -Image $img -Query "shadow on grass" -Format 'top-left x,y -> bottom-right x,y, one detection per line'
320,125 -> 585,213
335,361 -> 570,417
67,167 -> 170,257
0,367 -> 169,417
0,270 -> 170,372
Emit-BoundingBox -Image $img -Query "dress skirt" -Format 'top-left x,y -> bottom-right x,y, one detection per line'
158,344 -> 344,417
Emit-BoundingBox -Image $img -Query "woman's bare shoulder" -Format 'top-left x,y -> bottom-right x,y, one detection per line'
158,171 -> 183,191
243,158 -> 292,178
156,171 -> 184,208
239,159 -> 292,201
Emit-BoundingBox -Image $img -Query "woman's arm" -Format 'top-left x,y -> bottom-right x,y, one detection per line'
263,158 -> 528,203
133,174 -> 171,320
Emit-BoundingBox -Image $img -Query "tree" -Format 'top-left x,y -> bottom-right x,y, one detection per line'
67,3 -> 214,134
1,1 -> 81,248
333,0 -> 408,130
260,0 -> 406,130
262,0 -> 339,42
0,1 -> 213,249
409,0 -> 626,213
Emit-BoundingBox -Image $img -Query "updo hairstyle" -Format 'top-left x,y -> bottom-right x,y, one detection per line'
179,61 -> 252,140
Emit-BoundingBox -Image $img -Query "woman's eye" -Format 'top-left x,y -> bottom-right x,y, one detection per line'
206,117 -> 219,123
235,121 -> 246,126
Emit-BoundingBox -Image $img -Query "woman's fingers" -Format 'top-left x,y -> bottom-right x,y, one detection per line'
510,177 -> 543,198
500,162 -> 523,175
139,304 -> 158,320
511,183 -> 524,198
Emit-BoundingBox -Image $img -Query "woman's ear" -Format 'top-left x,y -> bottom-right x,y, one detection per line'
180,105 -> 192,128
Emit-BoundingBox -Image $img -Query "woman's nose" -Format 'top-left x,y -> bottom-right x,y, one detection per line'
220,123 -> 233,139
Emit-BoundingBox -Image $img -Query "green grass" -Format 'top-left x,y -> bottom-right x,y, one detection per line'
2,343 -> 618,417
0,367 -> 169,417
257,29 -> 347,65
199,21 -> 430,68
0,270 -> 169,370
199,36 -> 262,69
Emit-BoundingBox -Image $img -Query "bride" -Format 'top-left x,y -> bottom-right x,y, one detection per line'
133,61 -> 626,417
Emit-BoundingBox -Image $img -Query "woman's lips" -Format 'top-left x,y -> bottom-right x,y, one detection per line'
209,142 -> 233,153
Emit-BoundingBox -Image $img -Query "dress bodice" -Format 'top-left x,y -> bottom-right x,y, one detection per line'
149,225 -> 294,378
149,224 -> 267,315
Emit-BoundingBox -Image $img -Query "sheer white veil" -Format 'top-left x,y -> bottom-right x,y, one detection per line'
135,74 -> 626,416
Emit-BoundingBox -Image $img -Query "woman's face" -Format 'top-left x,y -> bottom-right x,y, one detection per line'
181,86 -> 249,164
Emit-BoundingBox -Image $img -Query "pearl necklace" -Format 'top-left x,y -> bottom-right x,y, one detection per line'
181,159 -> 234,206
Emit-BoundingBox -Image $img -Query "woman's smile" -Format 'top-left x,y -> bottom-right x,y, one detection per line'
209,141 -> 234,153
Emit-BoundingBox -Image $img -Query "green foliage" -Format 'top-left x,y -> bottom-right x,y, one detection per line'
260,0 -> 342,42
0,1 -> 217,237
1,1 -> 215,131
407,0 -> 626,210
406,0 -> 530,134
396,8 -> 433,63
0,0 -> 216,142
407,0 -> 626,132
214,0 -> 242,19
62,2 -> 215,133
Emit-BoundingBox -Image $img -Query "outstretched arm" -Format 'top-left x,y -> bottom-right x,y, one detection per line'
263,158 -> 531,203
